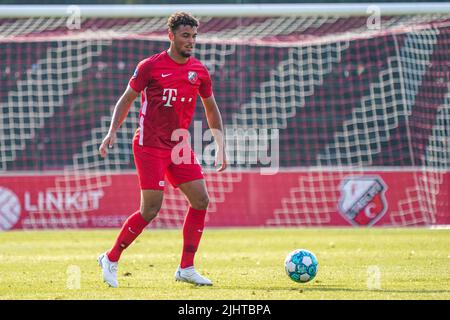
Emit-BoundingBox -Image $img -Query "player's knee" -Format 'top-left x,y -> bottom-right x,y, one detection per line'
140,205 -> 161,222
141,210 -> 158,222
191,195 -> 209,210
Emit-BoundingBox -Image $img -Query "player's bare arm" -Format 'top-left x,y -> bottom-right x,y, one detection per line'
99,85 -> 139,158
202,94 -> 227,172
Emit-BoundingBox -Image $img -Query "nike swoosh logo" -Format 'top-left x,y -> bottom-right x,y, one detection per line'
128,227 -> 137,235
161,73 -> 172,78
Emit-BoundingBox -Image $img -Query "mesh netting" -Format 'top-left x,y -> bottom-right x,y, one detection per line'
0,14 -> 449,228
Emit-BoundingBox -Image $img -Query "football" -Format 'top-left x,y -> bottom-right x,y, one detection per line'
284,249 -> 318,283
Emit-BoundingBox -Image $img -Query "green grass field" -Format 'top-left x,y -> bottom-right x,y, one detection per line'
0,228 -> 449,300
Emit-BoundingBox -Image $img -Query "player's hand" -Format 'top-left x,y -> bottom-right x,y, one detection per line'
99,132 -> 117,158
215,146 -> 227,172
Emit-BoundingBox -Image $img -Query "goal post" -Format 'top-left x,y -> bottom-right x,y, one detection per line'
1,3 -> 450,17
0,4 -> 448,229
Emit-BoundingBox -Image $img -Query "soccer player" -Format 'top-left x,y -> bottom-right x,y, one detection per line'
97,12 -> 227,287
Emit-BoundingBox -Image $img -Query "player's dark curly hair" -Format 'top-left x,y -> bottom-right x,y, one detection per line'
167,12 -> 199,33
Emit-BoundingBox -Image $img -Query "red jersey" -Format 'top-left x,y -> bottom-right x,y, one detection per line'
129,50 -> 212,149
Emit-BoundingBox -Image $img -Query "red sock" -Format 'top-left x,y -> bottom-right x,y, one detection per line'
180,207 -> 207,268
107,211 -> 149,262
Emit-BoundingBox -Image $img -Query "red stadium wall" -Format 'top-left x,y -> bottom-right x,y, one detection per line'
0,170 -> 448,230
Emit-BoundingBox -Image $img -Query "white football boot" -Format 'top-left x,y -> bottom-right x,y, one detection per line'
97,252 -> 118,288
175,266 -> 213,286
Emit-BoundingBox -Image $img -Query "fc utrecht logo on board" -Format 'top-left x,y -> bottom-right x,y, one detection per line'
188,71 -> 198,84
338,176 -> 388,226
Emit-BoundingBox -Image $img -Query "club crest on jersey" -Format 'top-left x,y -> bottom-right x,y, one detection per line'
188,71 -> 198,84
338,176 -> 388,227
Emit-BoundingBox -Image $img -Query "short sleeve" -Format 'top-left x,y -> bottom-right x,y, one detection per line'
198,67 -> 213,99
128,59 -> 151,92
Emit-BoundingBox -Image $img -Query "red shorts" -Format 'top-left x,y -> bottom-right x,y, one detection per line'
132,138 -> 204,191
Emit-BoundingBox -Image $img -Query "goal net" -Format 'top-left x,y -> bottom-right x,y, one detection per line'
0,4 -> 449,229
